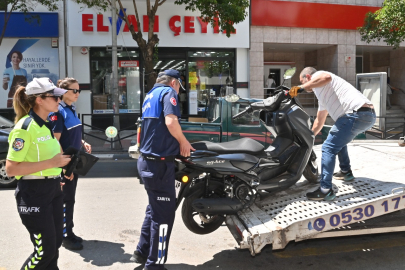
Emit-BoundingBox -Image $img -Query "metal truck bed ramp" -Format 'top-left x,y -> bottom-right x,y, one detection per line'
226,178 -> 405,256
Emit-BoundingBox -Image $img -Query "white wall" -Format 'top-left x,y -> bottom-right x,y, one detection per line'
237,48 -> 249,98
66,1 -> 249,48
74,91 -> 92,116
72,47 -> 90,84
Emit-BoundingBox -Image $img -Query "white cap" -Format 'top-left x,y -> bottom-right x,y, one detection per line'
25,77 -> 68,96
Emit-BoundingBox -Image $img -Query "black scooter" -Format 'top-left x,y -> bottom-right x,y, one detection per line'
175,67 -> 318,235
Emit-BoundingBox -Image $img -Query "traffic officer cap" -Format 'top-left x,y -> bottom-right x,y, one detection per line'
26,77 -> 68,96
159,69 -> 185,90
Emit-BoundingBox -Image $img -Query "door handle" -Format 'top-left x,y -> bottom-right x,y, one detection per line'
231,133 -> 240,137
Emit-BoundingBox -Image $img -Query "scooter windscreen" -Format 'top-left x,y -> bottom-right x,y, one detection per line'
233,91 -> 287,120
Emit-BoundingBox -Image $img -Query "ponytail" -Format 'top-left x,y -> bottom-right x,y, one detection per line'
13,86 -> 37,123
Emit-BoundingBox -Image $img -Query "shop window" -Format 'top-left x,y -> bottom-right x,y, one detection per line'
188,49 -> 235,116
90,48 -> 140,113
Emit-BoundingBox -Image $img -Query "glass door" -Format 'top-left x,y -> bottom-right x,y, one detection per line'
187,50 -> 235,116
90,48 -> 140,113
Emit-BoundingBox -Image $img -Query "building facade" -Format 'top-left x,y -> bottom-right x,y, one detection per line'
0,3 -> 64,120
249,0 -> 405,114
65,0 -> 250,128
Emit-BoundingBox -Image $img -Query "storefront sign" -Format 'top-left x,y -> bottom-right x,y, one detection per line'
67,1 -> 249,48
119,60 -> 139,67
0,39 -> 59,109
0,12 -> 58,38
82,13 -> 234,37
93,109 -> 139,114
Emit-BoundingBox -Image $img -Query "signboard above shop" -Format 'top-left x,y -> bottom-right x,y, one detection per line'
66,1 -> 249,48
119,60 -> 139,68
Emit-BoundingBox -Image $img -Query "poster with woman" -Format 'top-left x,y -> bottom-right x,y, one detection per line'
1,38 -> 59,108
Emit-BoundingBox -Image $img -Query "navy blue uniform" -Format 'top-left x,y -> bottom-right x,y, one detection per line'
137,83 -> 180,270
49,101 -> 82,240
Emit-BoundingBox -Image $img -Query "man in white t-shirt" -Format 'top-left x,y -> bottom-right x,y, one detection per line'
295,67 -> 376,201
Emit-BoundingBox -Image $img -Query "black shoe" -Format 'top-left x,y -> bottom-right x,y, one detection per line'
62,237 -> 83,250
131,250 -> 147,264
333,170 -> 354,181
71,233 -> 83,243
306,187 -> 336,201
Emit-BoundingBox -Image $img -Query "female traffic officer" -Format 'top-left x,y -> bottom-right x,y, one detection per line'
48,77 -> 91,251
5,77 -> 71,270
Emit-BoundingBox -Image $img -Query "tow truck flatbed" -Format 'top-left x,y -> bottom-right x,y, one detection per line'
225,142 -> 405,256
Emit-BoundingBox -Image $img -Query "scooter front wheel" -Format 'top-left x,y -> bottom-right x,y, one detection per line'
303,161 -> 319,183
181,189 -> 226,235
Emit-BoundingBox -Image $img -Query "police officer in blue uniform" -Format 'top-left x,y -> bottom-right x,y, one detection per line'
132,69 -> 194,270
49,77 -> 91,250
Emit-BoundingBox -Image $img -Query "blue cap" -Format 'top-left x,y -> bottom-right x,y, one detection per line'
159,69 -> 181,79
159,69 -> 185,90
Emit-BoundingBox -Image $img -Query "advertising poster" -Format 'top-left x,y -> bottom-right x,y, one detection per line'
1,39 -> 59,109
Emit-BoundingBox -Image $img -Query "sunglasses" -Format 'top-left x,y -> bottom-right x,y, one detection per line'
66,88 -> 81,94
44,95 -> 61,102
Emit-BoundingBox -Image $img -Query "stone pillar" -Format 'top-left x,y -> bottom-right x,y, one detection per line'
337,30 -> 356,86
250,26 -> 264,99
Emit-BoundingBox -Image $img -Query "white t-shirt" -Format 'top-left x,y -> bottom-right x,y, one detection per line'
312,71 -> 372,121
266,78 -> 275,88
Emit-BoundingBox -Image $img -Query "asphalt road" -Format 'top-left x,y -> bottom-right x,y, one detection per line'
1,144 -> 405,270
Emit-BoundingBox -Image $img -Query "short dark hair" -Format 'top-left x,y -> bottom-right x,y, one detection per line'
11,51 -> 23,61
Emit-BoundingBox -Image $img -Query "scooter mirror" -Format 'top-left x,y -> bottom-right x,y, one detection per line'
283,67 -> 296,80
225,94 -> 240,103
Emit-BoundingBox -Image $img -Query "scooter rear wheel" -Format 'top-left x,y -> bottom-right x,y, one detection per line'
181,189 -> 226,235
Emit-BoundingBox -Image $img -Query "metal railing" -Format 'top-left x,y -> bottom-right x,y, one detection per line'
366,115 -> 405,140
81,113 -> 137,151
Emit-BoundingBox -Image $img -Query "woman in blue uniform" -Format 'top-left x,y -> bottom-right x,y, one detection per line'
5,77 -> 71,270
49,77 -> 91,250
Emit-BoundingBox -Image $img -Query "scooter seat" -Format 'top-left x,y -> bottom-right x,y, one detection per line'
191,138 -> 265,155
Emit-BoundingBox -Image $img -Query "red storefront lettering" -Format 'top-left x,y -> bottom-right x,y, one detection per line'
184,16 -> 194,33
97,14 -> 109,32
143,15 -> 159,32
82,14 -> 93,31
197,17 -> 208,33
81,13 -> 236,35
213,17 -> 220,34
169,15 -> 181,36
123,15 -> 139,32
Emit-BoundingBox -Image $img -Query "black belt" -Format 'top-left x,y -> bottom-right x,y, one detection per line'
356,107 -> 375,113
141,154 -> 175,162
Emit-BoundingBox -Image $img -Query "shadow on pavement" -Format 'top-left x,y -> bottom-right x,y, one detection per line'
73,240 -> 133,266
132,248 -> 269,270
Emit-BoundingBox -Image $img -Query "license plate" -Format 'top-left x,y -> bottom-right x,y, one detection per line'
175,180 -> 182,198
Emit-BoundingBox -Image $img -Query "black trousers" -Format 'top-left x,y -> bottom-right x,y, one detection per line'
16,177 -> 64,270
137,156 -> 176,270
62,172 -> 78,239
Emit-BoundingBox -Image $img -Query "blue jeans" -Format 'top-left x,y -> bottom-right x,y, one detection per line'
320,111 -> 376,189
